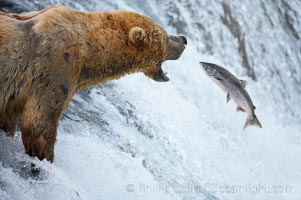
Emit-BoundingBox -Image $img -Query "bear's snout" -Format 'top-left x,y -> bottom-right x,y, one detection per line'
165,35 -> 187,60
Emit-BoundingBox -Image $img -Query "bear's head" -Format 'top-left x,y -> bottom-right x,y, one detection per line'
85,11 -> 187,83
127,20 -> 187,82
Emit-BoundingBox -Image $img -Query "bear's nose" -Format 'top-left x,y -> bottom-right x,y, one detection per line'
179,36 -> 187,45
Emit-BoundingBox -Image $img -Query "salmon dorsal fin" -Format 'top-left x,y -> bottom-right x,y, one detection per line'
240,80 -> 247,88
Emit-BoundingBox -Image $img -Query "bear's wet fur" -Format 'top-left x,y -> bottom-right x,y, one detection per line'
0,5 -> 186,162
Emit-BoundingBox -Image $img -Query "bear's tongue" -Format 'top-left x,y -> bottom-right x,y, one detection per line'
158,68 -> 169,82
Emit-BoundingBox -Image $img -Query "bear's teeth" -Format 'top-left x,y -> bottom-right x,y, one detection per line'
158,69 -> 169,82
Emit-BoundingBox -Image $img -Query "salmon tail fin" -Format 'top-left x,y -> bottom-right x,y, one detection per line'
243,115 -> 262,130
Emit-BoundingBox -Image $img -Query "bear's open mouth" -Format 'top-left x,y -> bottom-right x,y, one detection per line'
158,68 -> 169,82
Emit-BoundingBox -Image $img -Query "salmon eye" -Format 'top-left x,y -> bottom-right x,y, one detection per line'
206,67 -> 217,76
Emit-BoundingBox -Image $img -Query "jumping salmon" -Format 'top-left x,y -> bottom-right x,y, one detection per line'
200,62 -> 262,129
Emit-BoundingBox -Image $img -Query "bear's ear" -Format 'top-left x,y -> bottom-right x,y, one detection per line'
129,27 -> 148,46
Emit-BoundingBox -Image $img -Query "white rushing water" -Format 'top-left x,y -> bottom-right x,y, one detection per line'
0,0 -> 301,200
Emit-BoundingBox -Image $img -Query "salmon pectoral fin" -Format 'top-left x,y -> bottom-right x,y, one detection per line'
240,80 -> 247,88
226,93 -> 231,103
236,106 -> 246,112
243,114 -> 262,130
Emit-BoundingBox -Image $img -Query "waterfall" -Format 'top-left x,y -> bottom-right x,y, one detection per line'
0,1 -> 300,199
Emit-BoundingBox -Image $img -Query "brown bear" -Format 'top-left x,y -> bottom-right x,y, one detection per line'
0,5 -> 186,162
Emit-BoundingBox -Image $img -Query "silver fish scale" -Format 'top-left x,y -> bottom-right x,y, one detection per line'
211,65 -> 255,114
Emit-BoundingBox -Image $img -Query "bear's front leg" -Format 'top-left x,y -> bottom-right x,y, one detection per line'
21,95 -> 66,163
21,118 -> 58,163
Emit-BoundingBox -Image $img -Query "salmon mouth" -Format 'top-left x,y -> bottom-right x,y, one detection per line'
200,62 -> 210,74
199,61 -> 217,76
